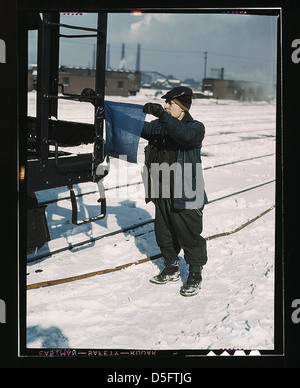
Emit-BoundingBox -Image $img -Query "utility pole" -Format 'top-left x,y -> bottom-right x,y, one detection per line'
203,51 -> 208,80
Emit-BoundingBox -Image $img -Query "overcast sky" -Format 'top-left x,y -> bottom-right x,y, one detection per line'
29,11 -> 279,84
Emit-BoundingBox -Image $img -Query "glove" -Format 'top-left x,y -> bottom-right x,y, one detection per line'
80,88 -> 95,105
143,103 -> 165,119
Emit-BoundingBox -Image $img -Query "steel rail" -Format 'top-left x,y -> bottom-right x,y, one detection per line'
38,153 -> 275,206
139,134 -> 275,148
28,179 -> 275,263
27,205 -> 275,290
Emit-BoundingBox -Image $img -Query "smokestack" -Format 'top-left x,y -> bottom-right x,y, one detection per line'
136,43 -> 141,72
220,67 -> 224,80
121,43 -> 125,69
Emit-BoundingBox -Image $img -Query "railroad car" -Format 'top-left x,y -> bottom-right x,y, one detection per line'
19,12 -> 109,253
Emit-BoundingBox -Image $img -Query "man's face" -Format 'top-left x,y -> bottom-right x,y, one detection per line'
164,100 -> 185,120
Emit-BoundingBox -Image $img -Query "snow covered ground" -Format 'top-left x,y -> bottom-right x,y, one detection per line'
26,89 -> 277,352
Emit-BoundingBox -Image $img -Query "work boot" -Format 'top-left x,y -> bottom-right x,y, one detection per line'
180,271 -> 202,296
150,266 -> 180,284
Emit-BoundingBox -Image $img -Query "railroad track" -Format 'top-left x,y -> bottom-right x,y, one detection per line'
204,135 -> 275,147
204,127 -> 275,137
27,204 -> 275,290
38,153 -> 275,206
139,127 -> 276,147
28,178 -> 275,263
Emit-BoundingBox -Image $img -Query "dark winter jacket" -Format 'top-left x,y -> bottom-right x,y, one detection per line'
141,111 -> 207,209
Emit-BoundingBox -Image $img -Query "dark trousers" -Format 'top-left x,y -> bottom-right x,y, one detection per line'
154,198 -> 208,273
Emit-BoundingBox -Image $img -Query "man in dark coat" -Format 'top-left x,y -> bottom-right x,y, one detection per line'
141,86 -> 208,296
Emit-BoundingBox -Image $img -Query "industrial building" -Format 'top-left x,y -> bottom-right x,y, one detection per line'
28,66 -> 141,97
202,76 -> 274,101
28,41 -> 142,97
141,71 -> 201,90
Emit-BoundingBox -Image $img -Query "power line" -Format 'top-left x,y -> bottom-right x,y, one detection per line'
208,50 -> 277,63
98,42 -> 276,63
29,29 -> 275,64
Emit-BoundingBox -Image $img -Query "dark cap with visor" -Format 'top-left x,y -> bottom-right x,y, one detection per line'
161,86 -> 193,111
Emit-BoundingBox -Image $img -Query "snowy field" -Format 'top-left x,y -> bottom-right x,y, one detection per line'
26,89 -> 277,352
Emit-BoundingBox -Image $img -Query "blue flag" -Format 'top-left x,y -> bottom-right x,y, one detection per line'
104,100 -> 146,163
